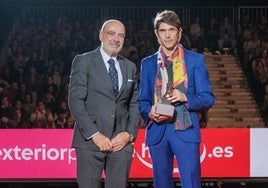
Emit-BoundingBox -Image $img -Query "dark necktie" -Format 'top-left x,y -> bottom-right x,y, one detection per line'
108,58 -> 119,96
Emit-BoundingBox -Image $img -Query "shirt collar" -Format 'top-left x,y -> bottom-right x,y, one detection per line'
100,47 -> 117,63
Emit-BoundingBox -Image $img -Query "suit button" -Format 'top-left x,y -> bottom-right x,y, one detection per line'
111,114 -> 115,118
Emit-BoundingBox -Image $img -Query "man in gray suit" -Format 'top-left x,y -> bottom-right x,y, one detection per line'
68,19 -> 140,188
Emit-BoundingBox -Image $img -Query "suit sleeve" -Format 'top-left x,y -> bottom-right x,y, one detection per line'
125,65 -> 141,140
186,54 -> 215,110
139,57 -> 155,125
68,55 -> 99,139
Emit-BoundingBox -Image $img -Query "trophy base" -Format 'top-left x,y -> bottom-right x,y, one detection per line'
156,103 -> 175,117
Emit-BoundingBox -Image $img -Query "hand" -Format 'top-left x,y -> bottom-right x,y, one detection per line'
92,133 -> 113,152
166,89 -> 187,103
111,132 -> 130,152
149,104 -> 173,123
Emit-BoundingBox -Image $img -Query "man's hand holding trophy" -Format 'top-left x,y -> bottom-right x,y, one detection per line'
155,81 -> 175,118
149,81 -> 188,124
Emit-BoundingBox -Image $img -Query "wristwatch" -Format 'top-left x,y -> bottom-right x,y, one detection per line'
127,131 -> 134,143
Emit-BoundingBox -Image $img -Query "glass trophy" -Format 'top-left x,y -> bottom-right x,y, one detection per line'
156,81 -> 175,117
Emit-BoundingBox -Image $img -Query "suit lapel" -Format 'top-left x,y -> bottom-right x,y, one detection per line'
92,49 -> 115,95
91,48 -> 128,98
117,57 -> 127,97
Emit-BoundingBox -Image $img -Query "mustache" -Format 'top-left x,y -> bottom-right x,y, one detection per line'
110,41 -> 120,47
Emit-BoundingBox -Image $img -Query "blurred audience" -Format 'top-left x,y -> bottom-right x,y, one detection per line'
0,96 -> 15,128
29,100 -> 55,128
218,17 -> 236,54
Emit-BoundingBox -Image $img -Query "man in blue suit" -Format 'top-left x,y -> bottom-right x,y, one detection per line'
139,10 -> 215,188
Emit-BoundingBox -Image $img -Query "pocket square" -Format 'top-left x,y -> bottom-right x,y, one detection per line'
127,79 -> 134,82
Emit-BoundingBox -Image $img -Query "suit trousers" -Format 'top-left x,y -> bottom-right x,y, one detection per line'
75,147 -> 133,188
148,124 -> 201,188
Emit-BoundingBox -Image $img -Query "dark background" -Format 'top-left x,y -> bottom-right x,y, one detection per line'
1,0 -> 268,6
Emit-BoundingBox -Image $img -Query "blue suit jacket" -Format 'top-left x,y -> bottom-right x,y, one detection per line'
139,48 -> 215,146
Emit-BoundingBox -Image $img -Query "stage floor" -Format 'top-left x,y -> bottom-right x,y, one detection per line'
1,181 -> 268,188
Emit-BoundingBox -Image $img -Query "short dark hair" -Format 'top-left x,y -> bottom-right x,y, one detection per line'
153,10 -> 181,30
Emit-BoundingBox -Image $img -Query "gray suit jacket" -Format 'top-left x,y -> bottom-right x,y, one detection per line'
68,47 -> 140,150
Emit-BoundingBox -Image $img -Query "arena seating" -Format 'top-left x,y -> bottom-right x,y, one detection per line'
205,54 -> 265,128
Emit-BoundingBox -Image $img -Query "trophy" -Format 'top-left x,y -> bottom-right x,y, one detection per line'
155,81 -> 175,117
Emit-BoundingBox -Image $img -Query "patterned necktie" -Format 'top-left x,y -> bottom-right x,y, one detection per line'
108,58 -> 119,96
